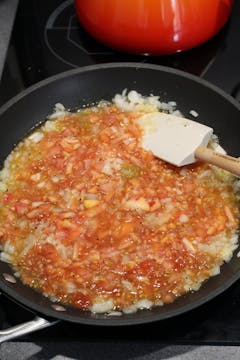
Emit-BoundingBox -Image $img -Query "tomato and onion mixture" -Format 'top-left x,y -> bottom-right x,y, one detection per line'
0,104 -> 239,313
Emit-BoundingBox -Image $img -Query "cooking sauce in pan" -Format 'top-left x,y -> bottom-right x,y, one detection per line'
0,98 -> 239,315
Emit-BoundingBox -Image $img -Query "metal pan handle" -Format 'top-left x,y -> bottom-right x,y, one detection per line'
0,316 -> 58,343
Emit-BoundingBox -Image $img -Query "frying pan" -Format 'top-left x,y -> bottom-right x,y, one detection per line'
0,63 -> 240,342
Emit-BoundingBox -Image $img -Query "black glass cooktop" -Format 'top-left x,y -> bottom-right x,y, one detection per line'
1,0 -> 240,345
1,0 -> 240,105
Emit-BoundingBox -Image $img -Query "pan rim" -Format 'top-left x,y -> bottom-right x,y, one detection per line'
0,62 -> 240,116
0,62 -> 240,326
1,267 -> 240,326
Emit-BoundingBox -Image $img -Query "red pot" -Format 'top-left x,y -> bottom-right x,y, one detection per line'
75,0 -> 233,55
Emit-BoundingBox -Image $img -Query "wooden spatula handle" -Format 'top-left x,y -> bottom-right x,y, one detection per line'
195,146 -> 240,177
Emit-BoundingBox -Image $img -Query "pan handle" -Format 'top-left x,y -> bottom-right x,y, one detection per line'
0,316 -> 58,343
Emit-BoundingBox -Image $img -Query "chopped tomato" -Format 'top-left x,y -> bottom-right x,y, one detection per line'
0,104 -> 238,312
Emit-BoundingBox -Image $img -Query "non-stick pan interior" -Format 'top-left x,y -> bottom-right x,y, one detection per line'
0,63 -> 240,326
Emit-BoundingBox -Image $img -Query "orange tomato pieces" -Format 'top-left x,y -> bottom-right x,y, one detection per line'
0,105 -> 238,311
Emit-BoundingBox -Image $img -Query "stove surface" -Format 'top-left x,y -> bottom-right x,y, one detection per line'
1,0 -> 240,345
1,0 -> 240,105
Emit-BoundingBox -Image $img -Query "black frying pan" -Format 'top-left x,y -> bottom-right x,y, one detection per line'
0,63 -> 240,342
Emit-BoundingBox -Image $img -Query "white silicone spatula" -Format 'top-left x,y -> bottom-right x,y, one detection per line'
135,112 -> 240,177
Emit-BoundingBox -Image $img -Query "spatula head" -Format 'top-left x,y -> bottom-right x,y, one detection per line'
135,112 -> 213,166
